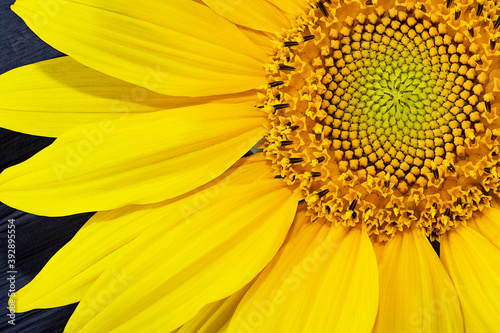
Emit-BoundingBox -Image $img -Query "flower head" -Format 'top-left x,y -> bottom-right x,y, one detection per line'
0,0 -> 499,332
263,0 -> 500,242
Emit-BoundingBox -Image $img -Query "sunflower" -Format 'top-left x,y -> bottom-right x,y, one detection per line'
1,0 -> 500,331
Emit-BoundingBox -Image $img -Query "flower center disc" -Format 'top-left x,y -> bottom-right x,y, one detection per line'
261,1 -> 500,241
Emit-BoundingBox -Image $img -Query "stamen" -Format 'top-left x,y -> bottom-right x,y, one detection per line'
349,199 -> 358,211
273,103 -> 290,110
280,140 -> 294,146
278,64 -> 296,71
311,172 -> 322,177
284,41 -> 299,47
485,95 -> 491,112
432,168 -> 439,179
303,35 -> 315,41
384,174 -> 391,188
317,1 -> 329,18
492,129 -> 498,141
495,16 -> 500,30
454,6 -> 461,20
317,189 -> 330,198
416,3 -> 427,12
476,2 -> 484,16
490,37 -> 497,50
269,81 -> 284,87
289,157 -> 304,164
468,25 -> 475,37
446,0 -> 453,9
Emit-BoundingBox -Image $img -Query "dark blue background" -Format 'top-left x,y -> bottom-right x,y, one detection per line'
0,0 -> 92,331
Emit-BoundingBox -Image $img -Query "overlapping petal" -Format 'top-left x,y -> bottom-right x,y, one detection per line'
175,281 -> 254,333
373,227 -> 463,333
0,104 -> 266,216
11,154 -> 273,312
238,27 -> 274,52
441,225 -> 500,332
202,0 -> 290,33
12,0 -> 268,97
0,56 -> 257,137
265,0 -> 308,15
228,224 -> 379,332
468,208 -> 500,250
63,179 -> 297,332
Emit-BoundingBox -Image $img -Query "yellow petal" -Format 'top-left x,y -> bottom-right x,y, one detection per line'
64,180 -> 298,332
0,56 -> 166,137
266,0 -> 307,15
282,204 -> 311,244
441,225 -> 500,332
218,323 -> 229,333
202,0 -> 290,33
12,0 -> 267,97
0,56 -> 258,137
371,238 -> 385,264
176,281 -> 254,333
229,224 -> 379,332
373,227 -> 464,333
468,208 -> 500,250
0,104 -> 266,216
11,154 -> 273,311
238,26 -> 274,53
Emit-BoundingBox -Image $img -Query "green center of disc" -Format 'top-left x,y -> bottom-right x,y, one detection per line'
318,16 -> 479,185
